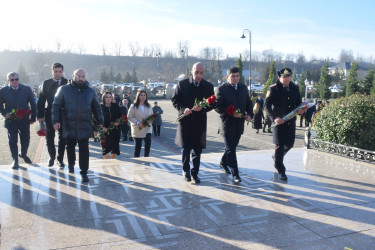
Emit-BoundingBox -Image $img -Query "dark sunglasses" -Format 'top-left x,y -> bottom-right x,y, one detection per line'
10,78 -> 19,81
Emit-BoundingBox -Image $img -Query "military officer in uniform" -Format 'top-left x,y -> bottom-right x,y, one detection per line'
264,68 -> 304,181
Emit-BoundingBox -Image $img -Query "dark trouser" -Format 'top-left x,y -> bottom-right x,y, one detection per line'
45,115 -> 66,162
274,144 -> 292,174
221,134 -> 241,177
134,133 -> 151,157
66,138 -> 89,175
181,147 -> 202,178
299,114 -> 305,127
7,121 -> 30,161
102,128 -> 121,155
152,125 -> 160,136
121,122 -> 129,140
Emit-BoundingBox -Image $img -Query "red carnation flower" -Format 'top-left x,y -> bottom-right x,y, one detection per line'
226,104 -> 236,116
15,109 -> 27,119
206,95 -> 216,105
122,115 -> 128,123
100,141 -> 106,146
152,114 -> 157,119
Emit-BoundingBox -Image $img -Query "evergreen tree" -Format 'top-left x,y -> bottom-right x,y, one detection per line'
131,67 -> 138,83
18,63 -> 30,84
297,70 -> 307,98
100,68 -> 110,84
114,73 -> 122,83
236,54 -> 245,85
291,67 -> 297,83
360,67 -> 374,94
123,72 -> 132,82
345,61 -> 359,97
263,61 -> 277,95
370,76 -> 375,95
261,64 -> 270,85
318,62 -> 331,100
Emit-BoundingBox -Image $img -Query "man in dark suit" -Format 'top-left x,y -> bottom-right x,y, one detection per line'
215,67 -> 253,183
264,68 -> 304,181
37,63 -> 68,168
0,72 -> 36,169
172,62 -> 214,183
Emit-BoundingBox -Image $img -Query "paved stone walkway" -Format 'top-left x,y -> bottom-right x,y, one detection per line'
1,99 -> 375,249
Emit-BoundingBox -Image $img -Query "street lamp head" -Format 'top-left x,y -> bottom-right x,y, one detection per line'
240,34 -> 246,39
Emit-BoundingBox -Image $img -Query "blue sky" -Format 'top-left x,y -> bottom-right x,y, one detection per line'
1,0 -> 374,61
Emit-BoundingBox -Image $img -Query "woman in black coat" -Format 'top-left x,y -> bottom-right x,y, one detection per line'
253,98 -> 264,133
101,92 -> 122,159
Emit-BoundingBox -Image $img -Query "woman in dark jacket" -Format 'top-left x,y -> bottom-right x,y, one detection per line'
101,92 -> 122,159
253,97 -> 264,133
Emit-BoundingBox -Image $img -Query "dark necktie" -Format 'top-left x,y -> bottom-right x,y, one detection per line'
55,80 -> 60,85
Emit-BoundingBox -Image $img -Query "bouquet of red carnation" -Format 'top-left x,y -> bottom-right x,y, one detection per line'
95,127 -> 108,146
7,108 -> 32,120
122,115 -> 128,123
140,114 -> 157,130
37,120 -> 47,136
225,104 -> 242,117
206,95 -> 216,105
176,95 -> 216,122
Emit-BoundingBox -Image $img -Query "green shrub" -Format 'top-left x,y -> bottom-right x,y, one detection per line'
313,94 -> 375,151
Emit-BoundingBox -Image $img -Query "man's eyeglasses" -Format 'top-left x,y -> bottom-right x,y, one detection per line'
10,78 -> 19,82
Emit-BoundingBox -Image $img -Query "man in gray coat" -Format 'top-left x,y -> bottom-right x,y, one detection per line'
52,69 -> 103,182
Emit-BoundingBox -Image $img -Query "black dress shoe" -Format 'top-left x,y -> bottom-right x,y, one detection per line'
19,154 -> 32,163
184,176 -> 191,182
220,164 -> 231,174
11,160 -> 19,169
279,173 -> 288,181
233,175 -> 242,183
57,161 -> 65,169
68,165 -> 74,173
192,176 -> 201,184
81,174 -> 89,182
48,158 -> 54,167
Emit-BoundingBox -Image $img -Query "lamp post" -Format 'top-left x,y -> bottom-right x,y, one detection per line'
241,29 -> 251,94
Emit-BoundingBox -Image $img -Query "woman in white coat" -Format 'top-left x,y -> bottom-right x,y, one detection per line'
128,90 -> 153,157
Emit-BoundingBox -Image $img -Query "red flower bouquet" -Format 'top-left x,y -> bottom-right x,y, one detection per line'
140,114 -> 157,130
37,121 -> 47,136
176,95 -> 216,121
7,108 -> 32,120
225,104 -> 236,116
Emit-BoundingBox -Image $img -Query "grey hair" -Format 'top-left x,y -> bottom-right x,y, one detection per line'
192,62 -> 204,71
7,72 -> 19,80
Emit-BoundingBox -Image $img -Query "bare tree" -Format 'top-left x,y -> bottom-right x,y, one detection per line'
102,45 -> 107,56
113,42 -> 123,56
142,46 -> 150,57
128,42 -> 141,57
339,49 -> 354,63
177,40 -> 191,58
296,52 -> 306,64
200,47 -> 211,60
31,53 -> 52,81
77,43 -> 87,55
55,38 -> 62,53
284,53 -> 295,62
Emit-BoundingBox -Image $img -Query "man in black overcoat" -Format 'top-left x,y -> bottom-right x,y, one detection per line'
215,67 -> 253,183
37,63 -> 68,167
264,68 -> 304,181
171,62 -> 214,183
52,69 -> 104,182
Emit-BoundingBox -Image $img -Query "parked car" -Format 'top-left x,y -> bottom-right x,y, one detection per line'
249,84 -> 264,92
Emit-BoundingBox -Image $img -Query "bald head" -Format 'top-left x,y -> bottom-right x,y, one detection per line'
72,69 -> 86,84
191,62 -> 204,83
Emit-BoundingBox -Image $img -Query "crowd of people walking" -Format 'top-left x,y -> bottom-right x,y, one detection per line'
1,61 -> 310,184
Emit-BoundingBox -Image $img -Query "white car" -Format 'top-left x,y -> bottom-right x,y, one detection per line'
249,84 -> 264,92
